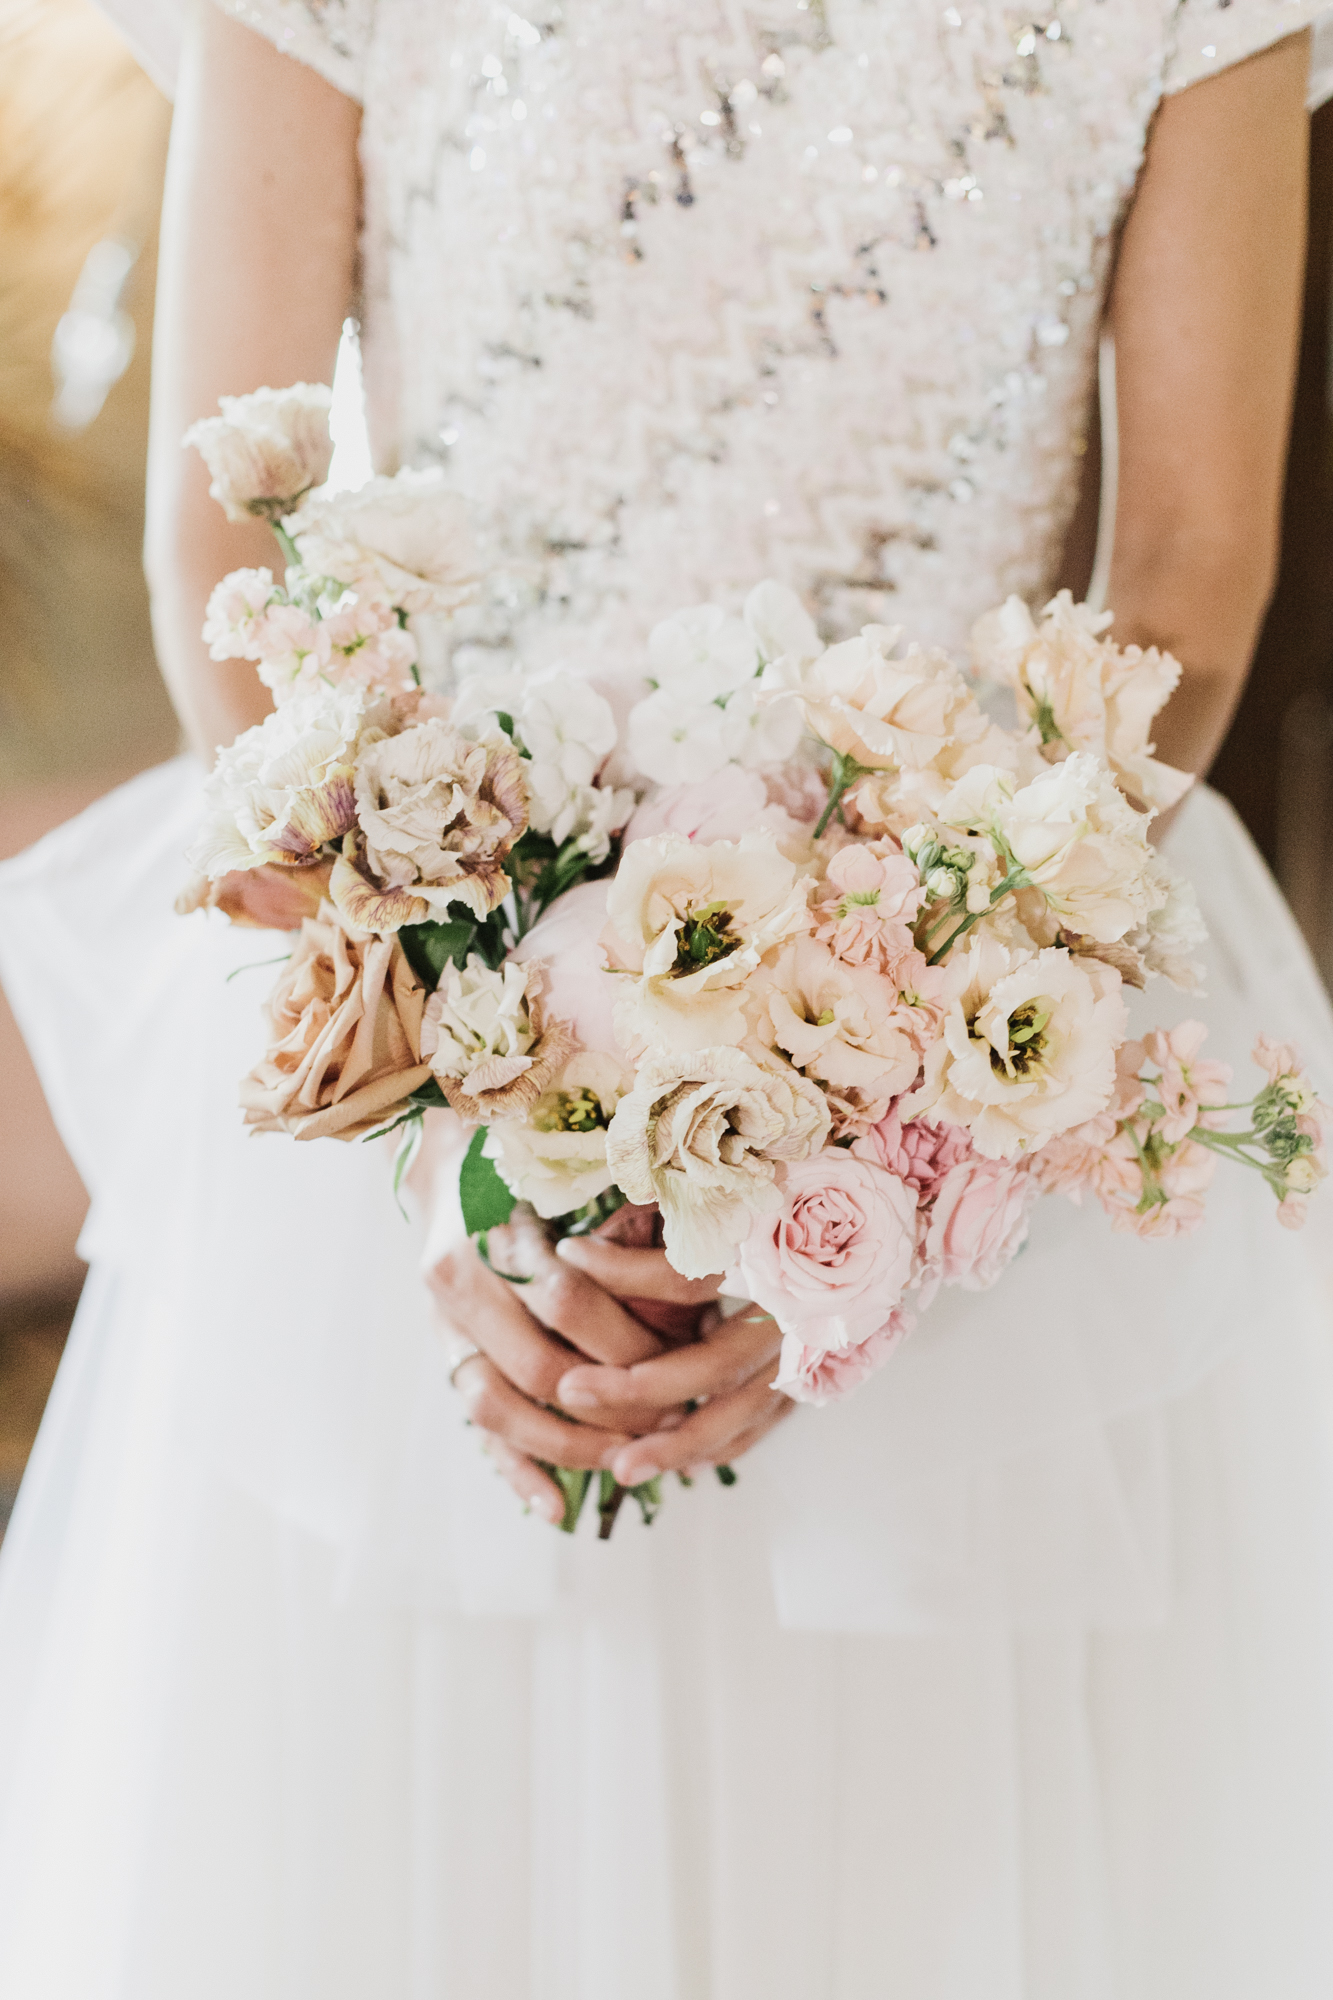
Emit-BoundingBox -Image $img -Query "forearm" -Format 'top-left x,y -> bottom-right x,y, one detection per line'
144,7 -> 359,760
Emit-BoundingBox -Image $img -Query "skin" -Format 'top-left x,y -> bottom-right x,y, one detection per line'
148,15 -> 1312,1520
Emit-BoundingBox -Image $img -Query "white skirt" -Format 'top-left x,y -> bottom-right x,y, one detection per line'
2,759 -> 1333,2000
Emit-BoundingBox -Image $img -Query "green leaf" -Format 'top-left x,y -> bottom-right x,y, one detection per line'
460,1126 -> 517,1235
399,918 -> 475,988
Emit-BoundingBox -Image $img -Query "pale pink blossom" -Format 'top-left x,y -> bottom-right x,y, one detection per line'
202,568 -> 277,660
251,603 -> 333,698
920,1155 -> 1034,1293
624,770 -> 806,855
772,1310 -> 914,1407
726,1150 -> 917,1348
1142,1020 -> 1231,1143
511,879 -> 623,1058
752,934 -> 920,1136
853,1104 -> 974,1202
813,841 -> 925,975
1104,1136 -> 1215,1239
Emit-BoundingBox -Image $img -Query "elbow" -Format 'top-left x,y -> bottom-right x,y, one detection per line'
1108,506 -> 1281,662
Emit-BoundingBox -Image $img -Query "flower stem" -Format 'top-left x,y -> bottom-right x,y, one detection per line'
814,751 -> 869,840
927,869 -> 1029,965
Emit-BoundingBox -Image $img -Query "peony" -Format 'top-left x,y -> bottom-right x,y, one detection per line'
202,568 -> 278,659
239,902 -> 431,1140
421,955 -> 577,1119
752,935 -> 920,1135
725,1149 -> 917,1347
905,934 -> 1127,1158
772,1310 -> 914,1407
332,719 -> 528,930
187,683 -> 375,878
970,591 -> 1192,814
605,1046 -> 830,1277
511,879 -> 622,1056
603,831 -> 811,1054
920,1155 -> 1034,1293
813,840 -> 925,974
483,1051 -> 630,1218
285,469 -> 480,615
185,383 -> 333,524
765,624 -> 985,772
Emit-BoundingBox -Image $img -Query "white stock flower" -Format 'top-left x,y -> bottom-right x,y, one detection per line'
184,384 -> 333,524
743,580 -> 823,666
721,681 -> 805,769
627,689 -> 742,785
186,684 -> 373,877
605,1045 -> 831,1277
904,934 -> 1127,1159
603,831 -> 811,1053
647,603 -> 759,703
202,568 -> 278,659
484,1052 -> 631,1218
286,469 -> 480,615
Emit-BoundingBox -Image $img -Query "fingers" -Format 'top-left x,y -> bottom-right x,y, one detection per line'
555,1307 -> 779,1419
554,1236 -> 723,1308
497,1217 -> 667,1368
476,1430 -> 566,1527
609,1370 -> 795,1486
454,1355 -> 634,1470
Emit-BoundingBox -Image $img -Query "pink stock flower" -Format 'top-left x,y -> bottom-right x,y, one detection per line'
726,1150 -> 917,1349
1103,1136 -> 1215,1239
1027,1110 -> 1121,1203
1142,1020 -> 1230,1143
1253,1031 -> 1305,1089
252,603 -> 332,696
920,1155 -> 1035,1293
853,1103 -> 974,1202
772,1309 -> 915,1407
813,840 -> 925,976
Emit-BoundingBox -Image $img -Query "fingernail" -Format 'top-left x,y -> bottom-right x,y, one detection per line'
624,1461 -> 660,1485
554,1237 -> 588,1263
558,1382 -> 598,1410
538,1492 -> 564,1524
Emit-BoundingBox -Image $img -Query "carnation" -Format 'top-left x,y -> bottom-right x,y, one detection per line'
187,683 -> 376,878
605,1046 -> 830,1277
483,1051 -> 630,1218
285,468 -> 480,615
421,956 -> 577,1119
185,383 -> 333,524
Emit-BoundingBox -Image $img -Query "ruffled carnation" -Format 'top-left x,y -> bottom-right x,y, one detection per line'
421,955 -> 577,1119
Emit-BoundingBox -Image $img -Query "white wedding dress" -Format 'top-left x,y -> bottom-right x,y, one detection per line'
4,3 -> 1333,1994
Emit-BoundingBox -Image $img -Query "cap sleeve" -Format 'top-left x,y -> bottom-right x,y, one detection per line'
212,0 -> 374,103
1163,0 -> 1333,103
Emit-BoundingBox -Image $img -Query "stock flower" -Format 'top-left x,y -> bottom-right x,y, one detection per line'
185,383 -> 333,524
813,841 -> 925,974
605,1046 -> 830,1276
1103,1134 -> 1216,1239
250,603 -> 333,697
647,603 -> 759,703
517,673 -> 635,854
752,935 -> 920,1135
772,1311 -> 914,1406
187,684 -> 373,878
333,719 -> 528,930
421,956 -> 577,1119
627,689 -> 741,786
1142,1020 -> 1231,1142
483,1051 -> 631,1217
603,831 -> 811,1053
905,934 -> 1126,1158
286,469 -> 480,615
239,903 -> 430,1140
317,596 -> 420,698
202,568 -> 278,659
725,1149 -> 917,1348
743,579 -> 823,668
970,591 -> 1192,813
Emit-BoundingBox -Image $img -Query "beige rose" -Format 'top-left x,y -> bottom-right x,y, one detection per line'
240,903 -> 432,1140
184,384 -> 333,525
753,935 -> 920,1136
331,718 -> 528,932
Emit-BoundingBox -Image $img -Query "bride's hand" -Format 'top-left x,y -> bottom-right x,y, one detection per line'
427,1212 -> 697,1522
552,1237 -> 793,1485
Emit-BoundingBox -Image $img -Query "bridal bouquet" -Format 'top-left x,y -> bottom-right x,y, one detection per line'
182,385 -> 1329,1533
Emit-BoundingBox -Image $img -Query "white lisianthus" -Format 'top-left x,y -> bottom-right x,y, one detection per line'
286,469 -> 480,615
647,603 -> 759,703
484,1051 -> 631,1217
187,683 -> 376,877
627,689 -> 742,786
605,1045 -> 831,1277
603,831 -> 812,1053
1127,854 -> 1208,992
743,579 -> 823,667
970,591 -> 1192,813
202,568 -> 279,659
184,384 -> 333,524
904,934 -> 1127,1159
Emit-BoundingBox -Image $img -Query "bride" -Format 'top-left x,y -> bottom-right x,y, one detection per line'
3,2 -> 1333,1993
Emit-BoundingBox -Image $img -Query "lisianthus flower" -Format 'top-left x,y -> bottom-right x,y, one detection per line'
185,383 -> 333,524
286,468 -> 480,615
484,1051 -> 633,1218
751,934 -> 919,1136
765,624 -> 985,773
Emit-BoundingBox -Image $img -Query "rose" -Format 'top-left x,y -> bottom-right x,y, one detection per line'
421,955 -> 577,1118
285,468 -> 480,615
725,1149 -> 917,1348
511,879 -> 622,1056
483,1051 -> 631,1218
920,1155 -> 1034,1293
603,831 -> 811,1054
605,1046 -> 831,1277
187,684 -> 376,878
185,384 -> 333,524
772,1310 -> 914,1407
970,591 -> 1192,813
239,903 -> 431,1140
752,935 -> 920,1136
905,934 -> 1127,1158
331,718 -> 528,931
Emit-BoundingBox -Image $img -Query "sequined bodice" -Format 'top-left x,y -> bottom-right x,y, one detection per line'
220,0 -> 1323,670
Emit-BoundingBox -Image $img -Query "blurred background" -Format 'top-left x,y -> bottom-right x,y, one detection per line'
2,0 -> 1333,1528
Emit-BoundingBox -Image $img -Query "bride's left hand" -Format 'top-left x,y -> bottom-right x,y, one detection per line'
551,1236 -> 794,1485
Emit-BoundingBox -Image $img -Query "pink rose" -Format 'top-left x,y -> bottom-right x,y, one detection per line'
920,1156 -> 1034,1294
853,1103 -> 973,1202
512,878 -> 623,1056
726,1150 -> 917,1349
773,1308 -> 914,1406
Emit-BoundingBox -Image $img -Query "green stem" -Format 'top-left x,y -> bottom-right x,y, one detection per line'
273,522 -> 301,570
927,869 -> 1029,966
814,752 -> 869,840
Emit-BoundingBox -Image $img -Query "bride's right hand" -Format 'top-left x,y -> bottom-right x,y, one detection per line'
426,1212 -> 684,1524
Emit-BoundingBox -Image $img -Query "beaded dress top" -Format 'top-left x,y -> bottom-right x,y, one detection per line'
219,0 -> 1324,671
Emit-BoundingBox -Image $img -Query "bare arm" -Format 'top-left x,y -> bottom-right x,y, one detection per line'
1107,31 -> 1310,778
144,8 -> 360,758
